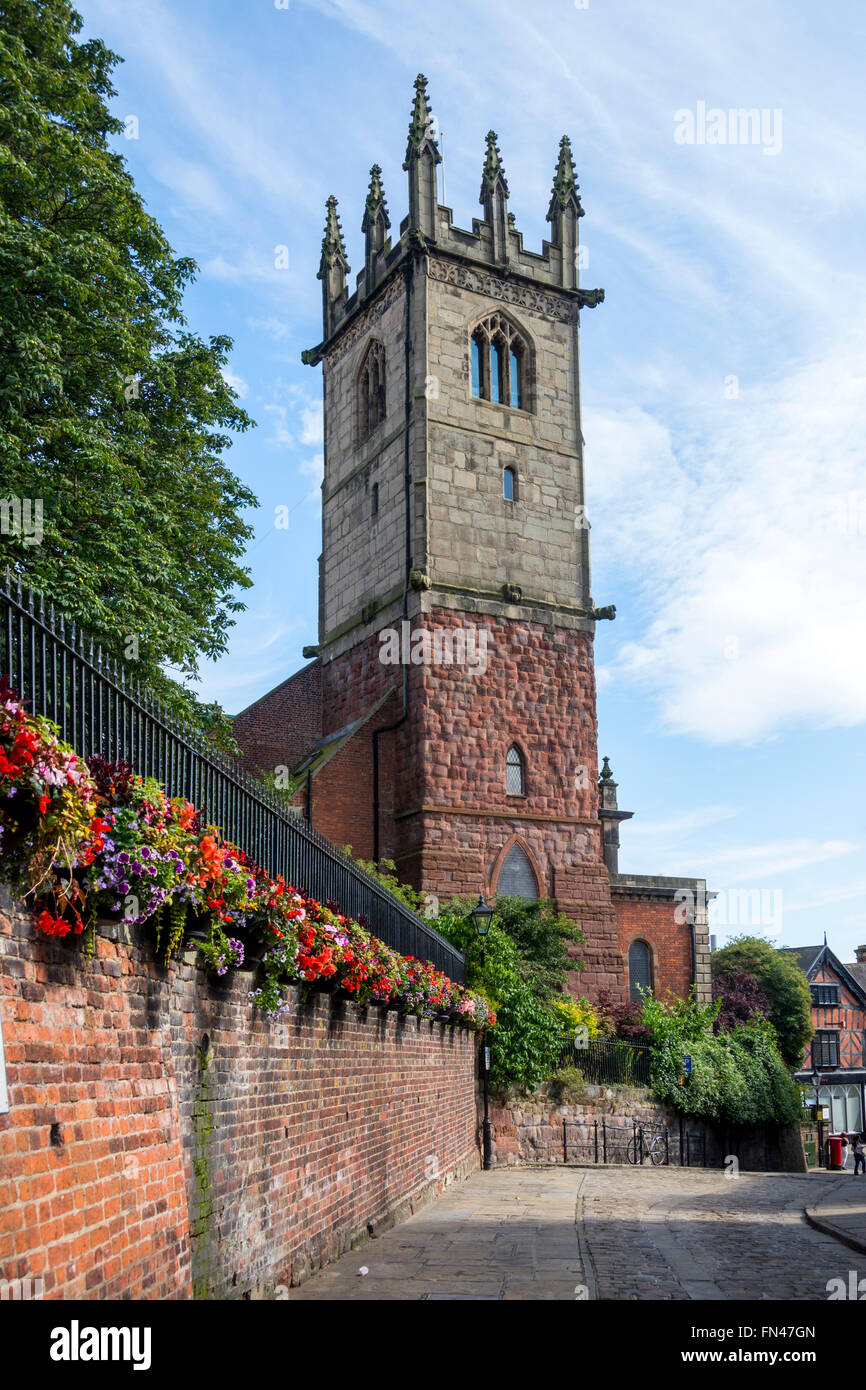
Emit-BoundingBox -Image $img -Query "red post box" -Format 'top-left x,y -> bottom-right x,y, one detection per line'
828,1135 -> 844,1170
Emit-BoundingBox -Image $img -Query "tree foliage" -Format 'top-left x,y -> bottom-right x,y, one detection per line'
487,894 -> 585,1000
712,969 -> 771,1034
434,902 -> 562,1092
711,936 -> 813,1067
0,1 -> 256,739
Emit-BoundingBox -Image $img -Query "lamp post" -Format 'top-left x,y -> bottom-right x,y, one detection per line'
472,896 -> 494,1170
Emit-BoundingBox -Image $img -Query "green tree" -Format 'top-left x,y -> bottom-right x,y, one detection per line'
434,903 -> 562,1092
0,1 -> 256,739
711,936 -> 813,1067
487,894 -> 585,999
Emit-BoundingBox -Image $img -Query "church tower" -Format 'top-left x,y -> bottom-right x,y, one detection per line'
236,76 -> 713,1005
291,75 -> 625,997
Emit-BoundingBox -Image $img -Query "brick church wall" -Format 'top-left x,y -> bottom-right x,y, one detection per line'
233,661 -> 322,779
0,892 -> 480,1299
613,895 -> 694,1001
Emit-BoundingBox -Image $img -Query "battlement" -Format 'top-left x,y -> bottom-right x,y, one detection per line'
304,76 -> 603,364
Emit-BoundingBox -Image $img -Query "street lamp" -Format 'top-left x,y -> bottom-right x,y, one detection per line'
471,896 -> 494,942
471,897 -> 494,1170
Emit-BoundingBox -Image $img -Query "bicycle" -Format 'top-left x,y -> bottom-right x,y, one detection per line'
626,1128 -> 667,1166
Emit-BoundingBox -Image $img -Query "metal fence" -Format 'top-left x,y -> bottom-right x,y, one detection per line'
0,569 -> 464,981
562,1116 -> 671,1166
556,1036 -> 652,1087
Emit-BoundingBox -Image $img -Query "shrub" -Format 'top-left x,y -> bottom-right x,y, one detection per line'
550,995 -> 601,1039
711,936 -> 812,1067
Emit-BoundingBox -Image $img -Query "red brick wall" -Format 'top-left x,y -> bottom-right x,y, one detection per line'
0,894 -> 480,1299
233,661 -> 322,778
613,894 -> 693,1001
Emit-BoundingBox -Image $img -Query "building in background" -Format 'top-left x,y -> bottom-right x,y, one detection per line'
234,77 -> 712,1006
781,941 -> 866,1134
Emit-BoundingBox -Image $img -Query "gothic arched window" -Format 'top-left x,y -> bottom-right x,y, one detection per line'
358,339 -> 386,443
628,940 -> 652,1003
506,743 -> 525,795
470,314 -> 529,410
496,843 -> 539,901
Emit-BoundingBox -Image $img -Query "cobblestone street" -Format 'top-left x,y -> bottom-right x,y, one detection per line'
289,1166 -> 864,1301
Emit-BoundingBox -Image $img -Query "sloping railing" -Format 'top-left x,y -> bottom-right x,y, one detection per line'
556,1036 -> 652,1086
0,569 -> 464,981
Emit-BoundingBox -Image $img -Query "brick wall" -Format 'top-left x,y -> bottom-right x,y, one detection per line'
613,895 -> 693,1000
233,660 -> 322,779
0,893 -> 480,1299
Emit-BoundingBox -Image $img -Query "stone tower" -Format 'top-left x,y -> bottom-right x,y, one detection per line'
291,74 -> 625,997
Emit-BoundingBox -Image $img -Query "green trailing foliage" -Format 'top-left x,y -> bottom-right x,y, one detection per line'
640,990 -> 802,1127
0,1 -> 256,746
434,904 -> 563,1092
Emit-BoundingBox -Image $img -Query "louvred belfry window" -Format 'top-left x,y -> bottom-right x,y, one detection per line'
358,339 -> 386,442
470,314 -> 528,409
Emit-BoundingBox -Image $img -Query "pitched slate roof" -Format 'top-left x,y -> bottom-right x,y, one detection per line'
778,945 -> 825,976
779,944 -> 866,1009
844,962 -> 866,993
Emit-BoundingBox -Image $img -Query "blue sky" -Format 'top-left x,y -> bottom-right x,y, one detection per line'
79,0 -> 865,958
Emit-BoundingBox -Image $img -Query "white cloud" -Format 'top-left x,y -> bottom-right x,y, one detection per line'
222,368 -> 249,399
247,316 -> 293,342
299,402 -> 323,446
591,328 -> 866,743
300,452 -> 325,501
262,404 -> 293,449
698,838 -> 858,883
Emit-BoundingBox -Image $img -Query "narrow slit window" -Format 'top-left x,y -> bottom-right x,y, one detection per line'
506,743 -> 524,795
372,483 -> 379,516
628,940 -> 652,1002
503,467 -> 515,502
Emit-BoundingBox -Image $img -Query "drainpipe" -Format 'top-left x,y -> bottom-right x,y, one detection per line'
372,255 -> 414,862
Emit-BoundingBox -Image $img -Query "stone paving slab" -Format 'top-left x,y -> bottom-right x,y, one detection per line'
805,1174 -> 866,1254
288,1165 -> 864,1302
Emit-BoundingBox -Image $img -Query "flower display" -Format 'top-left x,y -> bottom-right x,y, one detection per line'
0,679 -> 495,1029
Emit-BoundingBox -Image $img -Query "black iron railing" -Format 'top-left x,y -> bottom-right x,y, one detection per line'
556,1036 -> 652,1086
0,569 -> 464,981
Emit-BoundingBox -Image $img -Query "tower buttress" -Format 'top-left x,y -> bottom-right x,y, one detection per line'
317,195 -> 350,339
479,131 -> 509,265
403,73 -> 441,240
362,164 -> 390,294
547,136 -> 584,290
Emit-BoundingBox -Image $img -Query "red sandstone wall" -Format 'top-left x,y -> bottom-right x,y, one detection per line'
230,609 -> 625,1003
0,894 -> 480,1299
613,894 -> 693,1000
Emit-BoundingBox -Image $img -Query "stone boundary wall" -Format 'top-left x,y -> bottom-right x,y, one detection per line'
0,893 -> 480,1299
490,1084 -> 806,1174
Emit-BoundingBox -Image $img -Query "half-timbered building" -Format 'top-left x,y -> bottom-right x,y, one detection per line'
780,941 -> 866,1135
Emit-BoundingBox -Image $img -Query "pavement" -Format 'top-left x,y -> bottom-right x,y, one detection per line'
288,1164 -> 866,1301
805,1171 -> 866,1254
